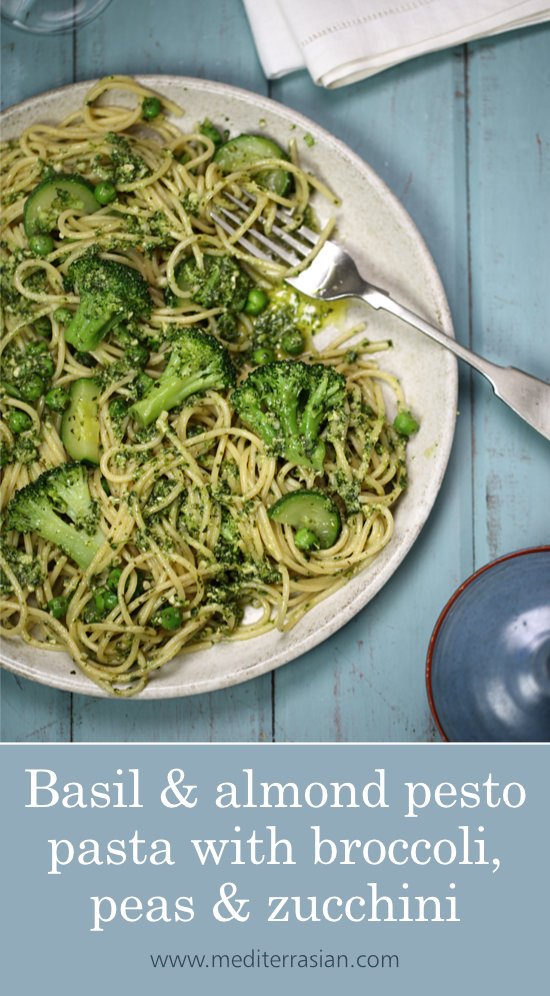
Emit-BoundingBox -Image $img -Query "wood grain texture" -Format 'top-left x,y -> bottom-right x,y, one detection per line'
0,22 -> 73,109
466,29 -> 550,564
1,2 -> 548,742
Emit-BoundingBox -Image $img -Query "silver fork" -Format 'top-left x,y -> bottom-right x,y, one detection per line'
211,192 -> 550,442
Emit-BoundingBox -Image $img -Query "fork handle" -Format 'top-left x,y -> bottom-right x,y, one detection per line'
362,284 -> 550,442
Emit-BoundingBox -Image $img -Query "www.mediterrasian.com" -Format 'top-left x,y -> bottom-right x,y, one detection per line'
149,950 -> 399,970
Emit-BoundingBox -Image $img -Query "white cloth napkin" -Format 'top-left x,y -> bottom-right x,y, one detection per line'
243,0 -> 550,87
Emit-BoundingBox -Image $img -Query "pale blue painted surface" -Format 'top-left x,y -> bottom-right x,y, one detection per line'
1,2 -> 548,743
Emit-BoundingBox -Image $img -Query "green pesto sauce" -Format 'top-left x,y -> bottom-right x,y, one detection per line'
267,285 -> 350,348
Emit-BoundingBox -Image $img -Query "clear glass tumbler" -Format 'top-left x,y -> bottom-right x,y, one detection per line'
0,0 -> 113,33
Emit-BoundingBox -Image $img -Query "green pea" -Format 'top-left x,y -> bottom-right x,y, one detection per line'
244,288 -> 269,316
142,96 -> 162,121
48,596 -> 68,620
281,328 -> 305,356
252,346 -> 275,366
29,234 -> 54,257
94,587 -> 118,616
94,181 -> 117,205
54,307 -> 72,325
158,605 -> 182,630
294,527 -> 320,551
126,343 -> 149,368
44,386 -> 70,413
19,375 -> 44,402
7,409 -> 33,434
34,317 -> 52,339
393,410 -> 420,437
107,567 -> 123,593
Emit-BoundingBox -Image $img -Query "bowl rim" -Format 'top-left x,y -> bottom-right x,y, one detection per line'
425,545 -> 550,741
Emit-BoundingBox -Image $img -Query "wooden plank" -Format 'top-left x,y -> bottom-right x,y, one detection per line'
467,25 -> 550,565
271,49 -> 474,741
0,672 -> 71,742
0,21 -> 74,109
72,0 -> 266,91
71,678 -> 272,743
1,24 -> 74,742
68,0 -> 274,742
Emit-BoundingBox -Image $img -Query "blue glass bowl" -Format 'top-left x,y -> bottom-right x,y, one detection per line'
426,547 -> 550,742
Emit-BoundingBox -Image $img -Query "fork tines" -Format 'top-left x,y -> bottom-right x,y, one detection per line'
210,189 -> 318,268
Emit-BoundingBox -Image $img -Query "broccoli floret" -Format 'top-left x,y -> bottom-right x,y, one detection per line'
232,361 -> 347,472
130,328 -> 235,427
252,305 -> 305,357
175,254 -> 251,311
93,133 -> 151,185
6,463 -> 105,570
0,535 -> 43,595
43,461 -> 101,532
12,433 -> 40,465
111,317 -> 160,352
94,340 -> 152,395
1,340 -> 54,403
206,558 -> 281,619
64,249 -> 152,352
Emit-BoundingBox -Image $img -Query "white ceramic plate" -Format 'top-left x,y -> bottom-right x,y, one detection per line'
0,76 -> 457,698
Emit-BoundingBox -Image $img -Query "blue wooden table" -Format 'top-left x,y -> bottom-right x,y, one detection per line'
1,1 -> 549,743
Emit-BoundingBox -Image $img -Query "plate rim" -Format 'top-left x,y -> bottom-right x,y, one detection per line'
0,74 -> 458,698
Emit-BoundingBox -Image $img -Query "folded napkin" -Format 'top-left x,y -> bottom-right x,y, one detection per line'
243,0 -> 550,87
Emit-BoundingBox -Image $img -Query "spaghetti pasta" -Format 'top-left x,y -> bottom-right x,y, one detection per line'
0,76 -> 413,696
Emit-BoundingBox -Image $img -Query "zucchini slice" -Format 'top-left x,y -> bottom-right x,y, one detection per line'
24,173 -> 99,237
61,378 -> 100,465
213,134 -> 292,196
269,489 -> 341,549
